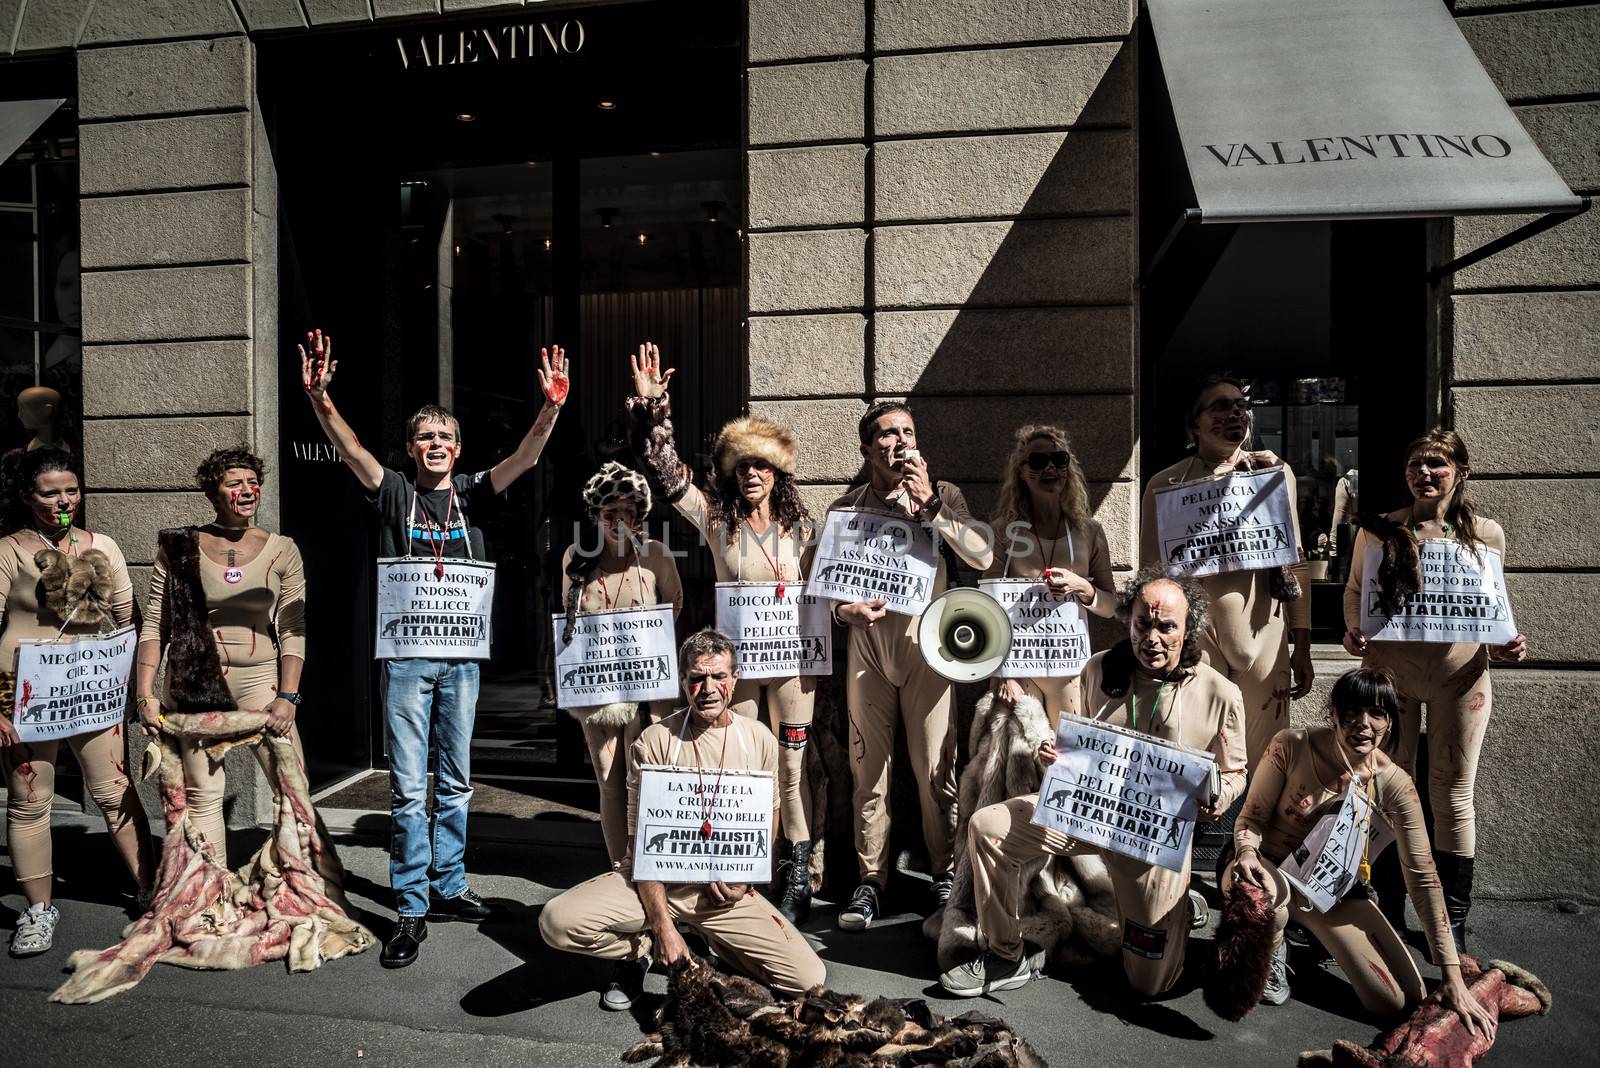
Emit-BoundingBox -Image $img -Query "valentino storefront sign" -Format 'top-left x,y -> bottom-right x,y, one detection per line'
395,18 -> 586,70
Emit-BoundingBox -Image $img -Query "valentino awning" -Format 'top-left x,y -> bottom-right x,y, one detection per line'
0,97 -> 64,168
1145,0 -> 1582,224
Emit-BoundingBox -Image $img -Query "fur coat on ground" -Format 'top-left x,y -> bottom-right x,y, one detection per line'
923,691 -> 1121,969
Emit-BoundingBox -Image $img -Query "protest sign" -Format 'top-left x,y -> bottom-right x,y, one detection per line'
375,558 -> 496,659
980,578 -> 1091,678
632,765 -> 774,882
1154,466 -> 1299,578
13,626 -> 136,743
1279,782 -> 1395,913
809,508 -> 939,616
552,603 -> 678,709
1360,541 -> 1517,644
1033,717 -> 1215,873
715,582 -> 831,679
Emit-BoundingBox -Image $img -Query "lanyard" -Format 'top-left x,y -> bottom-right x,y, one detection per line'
743,519 -> 786,597
406,484 -> 469,577
1129,672 -> 1173,734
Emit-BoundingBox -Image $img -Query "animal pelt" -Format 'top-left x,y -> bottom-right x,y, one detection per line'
156,528 -> 237,713
1203,879 -> 1277,1021
49,710 -> 374,1004
1296,956 -> 1551,1068
712,416 -> 798,477
567,701 -> 640,729
621,956 -> 1049,1067
34,547 -> 117,629
1357,512 -> 1421,619
925,692 -> 1121,970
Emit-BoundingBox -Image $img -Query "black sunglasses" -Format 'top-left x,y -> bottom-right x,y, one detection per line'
1024,451 -> 1071,472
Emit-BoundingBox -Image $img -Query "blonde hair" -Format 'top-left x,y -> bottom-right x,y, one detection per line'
991,424 -> 1090,537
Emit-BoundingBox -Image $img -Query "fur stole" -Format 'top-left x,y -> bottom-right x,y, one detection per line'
1204,878 -> 1277,1021
565,701 -> 639,729
925,691 -> 1121,969
1357,512 -> 1421,618
157,527 -> 236,714
35,547 -> 118,630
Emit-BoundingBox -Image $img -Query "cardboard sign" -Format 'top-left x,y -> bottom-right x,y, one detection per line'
980,578 -> 1092,679
810,507 -> 939,616
1154,466 -> 1300,578
632,765 -> 774,883
375,558 -> 496,660
1360,541 -> 1517,644
1279,782 -> 1395,913
13,627 -> 136,743
552,603 -> 678,709
1033,717 -> 1216,873
714,582 -> 832,679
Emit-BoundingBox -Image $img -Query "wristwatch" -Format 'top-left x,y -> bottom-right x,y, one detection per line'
275,690 -> 303,707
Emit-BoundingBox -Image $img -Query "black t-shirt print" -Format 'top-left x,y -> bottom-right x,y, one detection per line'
369,467 -> 501,561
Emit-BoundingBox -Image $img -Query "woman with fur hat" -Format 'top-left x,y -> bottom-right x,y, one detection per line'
1,448 -> 154,956
627,342 -> 819,924
561,459 -> 683,869
986,424 -> 1118,720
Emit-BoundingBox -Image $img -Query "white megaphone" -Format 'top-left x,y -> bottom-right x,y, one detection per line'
917,588 -> 1013,683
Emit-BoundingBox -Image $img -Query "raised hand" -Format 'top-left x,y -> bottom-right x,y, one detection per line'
630,342 -> 675,400
537,345 -> 570,407
298,329 -> 336,412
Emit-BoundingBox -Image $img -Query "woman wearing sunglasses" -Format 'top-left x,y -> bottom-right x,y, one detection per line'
986,424 -> 1118,719
626,343 -> 820,926
1139,375 -> 1313,773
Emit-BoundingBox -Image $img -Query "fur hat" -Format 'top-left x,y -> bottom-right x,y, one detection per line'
711,416 -> 797,477
581,462 -> 651,518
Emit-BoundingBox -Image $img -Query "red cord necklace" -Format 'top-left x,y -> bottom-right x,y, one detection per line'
692,720 -> 731,839
744,518 -> 785,598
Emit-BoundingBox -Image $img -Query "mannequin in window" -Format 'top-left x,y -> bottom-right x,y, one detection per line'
18,387 -> 69,454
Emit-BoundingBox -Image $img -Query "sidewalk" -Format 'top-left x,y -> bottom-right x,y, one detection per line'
3,816 -> 1596,1067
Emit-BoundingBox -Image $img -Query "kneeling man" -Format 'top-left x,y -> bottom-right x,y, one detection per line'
540,629 -> 826,1010
943,570 -> 1248,998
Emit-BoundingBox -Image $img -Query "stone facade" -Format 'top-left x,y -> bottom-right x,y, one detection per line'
1,0 -> 1595,899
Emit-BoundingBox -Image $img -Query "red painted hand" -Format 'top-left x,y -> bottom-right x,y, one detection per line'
538,344 -> 570,406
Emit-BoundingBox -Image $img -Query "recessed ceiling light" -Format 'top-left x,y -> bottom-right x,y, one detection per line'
636,232 -> 648,245
597,100 -> 617,110
649,151 -> 662,157
456,112 -> 476,122
525,161 -> 539,167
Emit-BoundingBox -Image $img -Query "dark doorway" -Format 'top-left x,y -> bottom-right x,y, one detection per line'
263,1 -> 743,793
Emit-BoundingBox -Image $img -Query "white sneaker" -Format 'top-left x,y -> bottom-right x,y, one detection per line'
1261,939 -> 1292,1006
1188,889 -> 1209,929
10,902 -> 60,957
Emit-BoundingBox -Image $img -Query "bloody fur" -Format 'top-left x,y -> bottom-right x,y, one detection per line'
622,956 -> 1049,1067
1204,878 -> 1277,1021
1296,956 -> 1551,1068
49,709 -> 373,1004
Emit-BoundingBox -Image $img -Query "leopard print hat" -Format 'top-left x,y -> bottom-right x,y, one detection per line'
581,461 -> 652,519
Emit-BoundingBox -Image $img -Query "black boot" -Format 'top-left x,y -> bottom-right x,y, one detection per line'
1371,847 -> 1409,936
1435,851 -> 1473,955
777,839 -> 813,926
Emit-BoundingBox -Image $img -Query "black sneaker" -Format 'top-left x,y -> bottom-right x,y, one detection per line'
929,870 -> 955,911
600,954 -> 652,1012
428,888 -> 492,923
839,881 -> 881,931
381,916 -> 427,969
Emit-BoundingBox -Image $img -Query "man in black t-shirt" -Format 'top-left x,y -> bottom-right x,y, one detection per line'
300,329 -> 569,968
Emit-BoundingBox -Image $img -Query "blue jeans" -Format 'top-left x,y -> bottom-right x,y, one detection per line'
382,658 -> 479,918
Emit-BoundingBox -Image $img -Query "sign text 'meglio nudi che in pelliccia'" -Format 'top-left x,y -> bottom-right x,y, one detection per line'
1202,133 -> 1513,167
395,19 -> 586,70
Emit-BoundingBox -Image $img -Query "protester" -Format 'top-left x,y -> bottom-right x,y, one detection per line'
299,329 -> 569,968
560,460 -> 682,869
1,448 -> 152,955
986,424 -> 1118,719
826,401 -> 994,930
1221,667 -> 1497,1038
627,342 -> 819,923
941,570 -> 1246,997
1341,429 -> 1526,951
540,629 -> 825,1010
1140,376 -> 1313,770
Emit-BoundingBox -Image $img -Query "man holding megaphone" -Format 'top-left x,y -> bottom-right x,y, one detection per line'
819,402 -> 993,932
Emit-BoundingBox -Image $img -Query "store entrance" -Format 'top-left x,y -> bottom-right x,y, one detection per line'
264,1 -> 742,798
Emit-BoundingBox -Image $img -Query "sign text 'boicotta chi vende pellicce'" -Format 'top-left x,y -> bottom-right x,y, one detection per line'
1155,467 -> 1299,578
715,582 -> 832,679
1032,718 -> 1215,873
376,558 -> 496,660
632,766 -> 774,883
809,507 -> 939,616
1360,541 -> 1517,644
552,602 -> 678,709
13,626 -> 136,743
981,578 -> 1091,678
